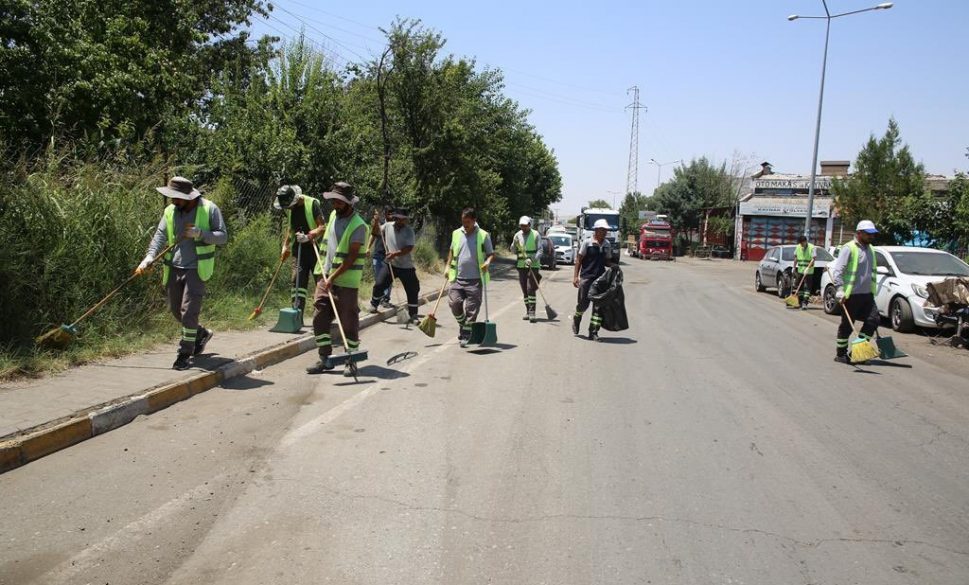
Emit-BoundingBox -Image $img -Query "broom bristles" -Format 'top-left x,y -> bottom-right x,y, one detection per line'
784,295 -> 799,307
850,339 -> 879,363
418,315 -> 437,338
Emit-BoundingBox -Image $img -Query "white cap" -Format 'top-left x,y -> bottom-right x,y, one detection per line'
518,215 -> 532,226
593,219 -> 610,230
856,220 -> 879,234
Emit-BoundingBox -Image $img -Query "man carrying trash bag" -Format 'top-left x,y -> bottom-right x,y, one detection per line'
588,265 -> 629,336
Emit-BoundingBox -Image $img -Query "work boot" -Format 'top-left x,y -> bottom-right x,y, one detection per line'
193,327 -> 213,356
368,303 -> 380,314
833,354 -> 849,364
529,311 -> 537,323
306,359 -> 335,374
380,299 -> 394,309
588,330 -> 600,342
172,352 -> 192,371
572,314 -> 581,336
343,362 -> 357,378
522,313 -> 530,321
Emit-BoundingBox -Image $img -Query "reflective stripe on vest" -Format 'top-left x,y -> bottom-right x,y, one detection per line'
842,241 -> 877,298
796,244 -> 815,274
516,231 -> 538,269
448,227 -> 490,285
315,210 -> 369,288
163,200 -> 215,285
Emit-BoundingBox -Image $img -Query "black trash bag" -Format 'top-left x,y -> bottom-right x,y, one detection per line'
589,266 -> 629,332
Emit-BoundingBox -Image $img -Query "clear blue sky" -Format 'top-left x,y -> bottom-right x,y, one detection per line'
252,0 -> 969,215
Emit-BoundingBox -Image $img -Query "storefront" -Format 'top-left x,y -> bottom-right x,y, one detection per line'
736,175 -> 836,261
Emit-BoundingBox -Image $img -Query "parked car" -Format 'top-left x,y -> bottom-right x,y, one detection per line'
821,245 -> 969,332
754,245 -> 834,298
547,233 -> 575,264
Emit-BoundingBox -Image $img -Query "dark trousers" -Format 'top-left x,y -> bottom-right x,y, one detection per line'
166,268 -> 205,354
575,278 -> 602,332
371,255 -> 392,303
837,293 -> 879,355
371,265 -> 421,317
312,283 -> 360,358
795,270 -> 813,303
517,268 -> 541,312
292,244 -> 317,315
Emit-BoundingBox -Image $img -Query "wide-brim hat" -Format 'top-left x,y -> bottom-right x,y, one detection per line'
323,181 -> 359,206
156,176 -> 200,200
273,185 -> 303,210
391,207 -> 410,220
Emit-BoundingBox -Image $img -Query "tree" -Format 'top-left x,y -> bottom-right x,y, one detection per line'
652,157 -> 735,241
618,192 -> 653,238
832,118 -> 926,245
587,199 -> 612,209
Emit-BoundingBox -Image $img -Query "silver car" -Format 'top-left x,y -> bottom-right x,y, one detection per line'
754,245 -> 834,298
547,233 -> 575,265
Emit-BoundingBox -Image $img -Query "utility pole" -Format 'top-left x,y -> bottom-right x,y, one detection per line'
626,86 -> 646,197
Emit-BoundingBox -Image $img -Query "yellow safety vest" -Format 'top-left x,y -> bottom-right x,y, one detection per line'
796,243 -> 815,275
448,227 -> 491,285
163,200 -> 215,285
842,241 -> 878,298
516,231 -> 539,269
314,210 -> 369,288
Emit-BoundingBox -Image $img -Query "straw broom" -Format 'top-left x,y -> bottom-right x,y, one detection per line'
841,302 -> 880,363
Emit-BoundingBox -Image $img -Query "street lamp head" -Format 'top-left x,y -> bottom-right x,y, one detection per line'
787,14 -> 799,21
876,2 -> 893,9
649,158 -> 658,164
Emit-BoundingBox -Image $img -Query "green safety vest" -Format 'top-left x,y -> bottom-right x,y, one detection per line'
163,200 -> 215,285
286,195 -> 323,252
842,241 -> 878,298
516,230 -> 539,269
448,227 -> 491,285
314,210 -> 370,288
795,243 -> 815,275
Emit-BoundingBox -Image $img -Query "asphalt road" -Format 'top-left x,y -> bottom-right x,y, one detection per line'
2,257 -> 968,584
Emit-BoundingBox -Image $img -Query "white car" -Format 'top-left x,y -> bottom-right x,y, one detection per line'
547,233 -> 575,264
821,245 -> 969,332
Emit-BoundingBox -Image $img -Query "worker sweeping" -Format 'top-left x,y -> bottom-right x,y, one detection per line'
136,177 -> 227,370
369,208 -> 421,323
512,216 -> 543,323
794,235 -> 817,310
368,206 -> 395,309
305,182 -> 370,376
446,208 -> 495,347
830,220 -> 881,364
275,185 -> 326,320
572,219 -> 614,342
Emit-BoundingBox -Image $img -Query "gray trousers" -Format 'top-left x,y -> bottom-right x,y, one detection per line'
448,278 -> 482,337
517,268 -> 541,312
312,283 -> 360,358
166,268 -> 205,354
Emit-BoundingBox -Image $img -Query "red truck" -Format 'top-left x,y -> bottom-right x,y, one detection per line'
638,218 -> 674,261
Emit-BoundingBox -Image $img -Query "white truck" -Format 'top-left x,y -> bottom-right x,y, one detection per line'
576,207 -> 621,249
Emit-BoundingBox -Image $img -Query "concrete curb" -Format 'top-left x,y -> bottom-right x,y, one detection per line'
0,264 -> 515,474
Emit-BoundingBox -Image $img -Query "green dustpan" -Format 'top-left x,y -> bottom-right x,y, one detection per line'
876,334 -> 907,359
465,276 -> 497,347
270,307 -> 303,333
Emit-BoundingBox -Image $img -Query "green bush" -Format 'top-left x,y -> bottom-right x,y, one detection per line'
413,233 -> 442,273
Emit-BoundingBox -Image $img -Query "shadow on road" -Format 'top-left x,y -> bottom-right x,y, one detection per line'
221,375 -> 275,390
597,337 -> 637,345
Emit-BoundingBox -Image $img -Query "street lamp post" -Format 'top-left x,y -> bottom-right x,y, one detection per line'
649,158 -> 681,192
789,1 -> 892,240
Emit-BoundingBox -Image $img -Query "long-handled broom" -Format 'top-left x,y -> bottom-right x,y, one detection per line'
311,242 -> 367,381
841,302 -> 880,363
529,268 -> 558,320
36,240 -> 180,349
418,274 -> 450,338
784,260 -> 814,308
248,253 -> 287,320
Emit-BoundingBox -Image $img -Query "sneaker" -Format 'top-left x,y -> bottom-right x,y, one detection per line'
380,300 -> 394,309
306,360 -> 335,374
833,355 -> 849,364
409,315 -> 422,325
529,312 -> 537,323
571,315 -> 580,336
193,328 -> 213,356
172,353 -> 192,370
588,331 -> 600,342
459,336 -> 471,348
368,304 -> 380,314
800,305 -> 808,311
343,362 -> 359,378
522,313 -> 530,321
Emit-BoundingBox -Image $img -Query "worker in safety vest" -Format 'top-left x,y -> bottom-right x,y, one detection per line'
446,207 -> 495,347
137,177 -> 228,370
794,235 -> 817,310
275,185 -> 326,320
511,216 -> 543,323
572,219 -> 614,342
305,182 -> 370,376
830,220 -> 880,364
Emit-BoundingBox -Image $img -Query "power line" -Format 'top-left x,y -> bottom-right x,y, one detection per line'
261,14 -> 352,68
274,0 -> 384,42
271,4 -> 373,62
503,80 -> 619,111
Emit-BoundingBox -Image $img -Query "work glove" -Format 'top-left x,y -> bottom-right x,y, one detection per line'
295,232 -> 311,244
134,256 -> 153,276
183,225 -> 202,239
524,259 -> 532,268
835,289 -> 845,302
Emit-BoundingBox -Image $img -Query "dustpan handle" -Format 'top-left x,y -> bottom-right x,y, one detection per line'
483,274 -> 489,321
293,242 -> 302,309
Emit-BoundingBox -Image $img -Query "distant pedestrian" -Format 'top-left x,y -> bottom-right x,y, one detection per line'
275,185 -> 326,320
512,215 -> 542,323
368,207 -> 395,307
830,220 -> 880,364
137,177 -> 227,370
446,208 -> 495,347
572,219 -> 614,342
305,182 -> 370,376
369,208 -> 421,322
794,235 -> 817,310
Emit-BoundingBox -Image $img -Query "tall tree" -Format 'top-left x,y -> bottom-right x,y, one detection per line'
652,157 -> 734,240
586,199 -> 612,209
618,192 -> 653,238
832,118 -> 926,245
